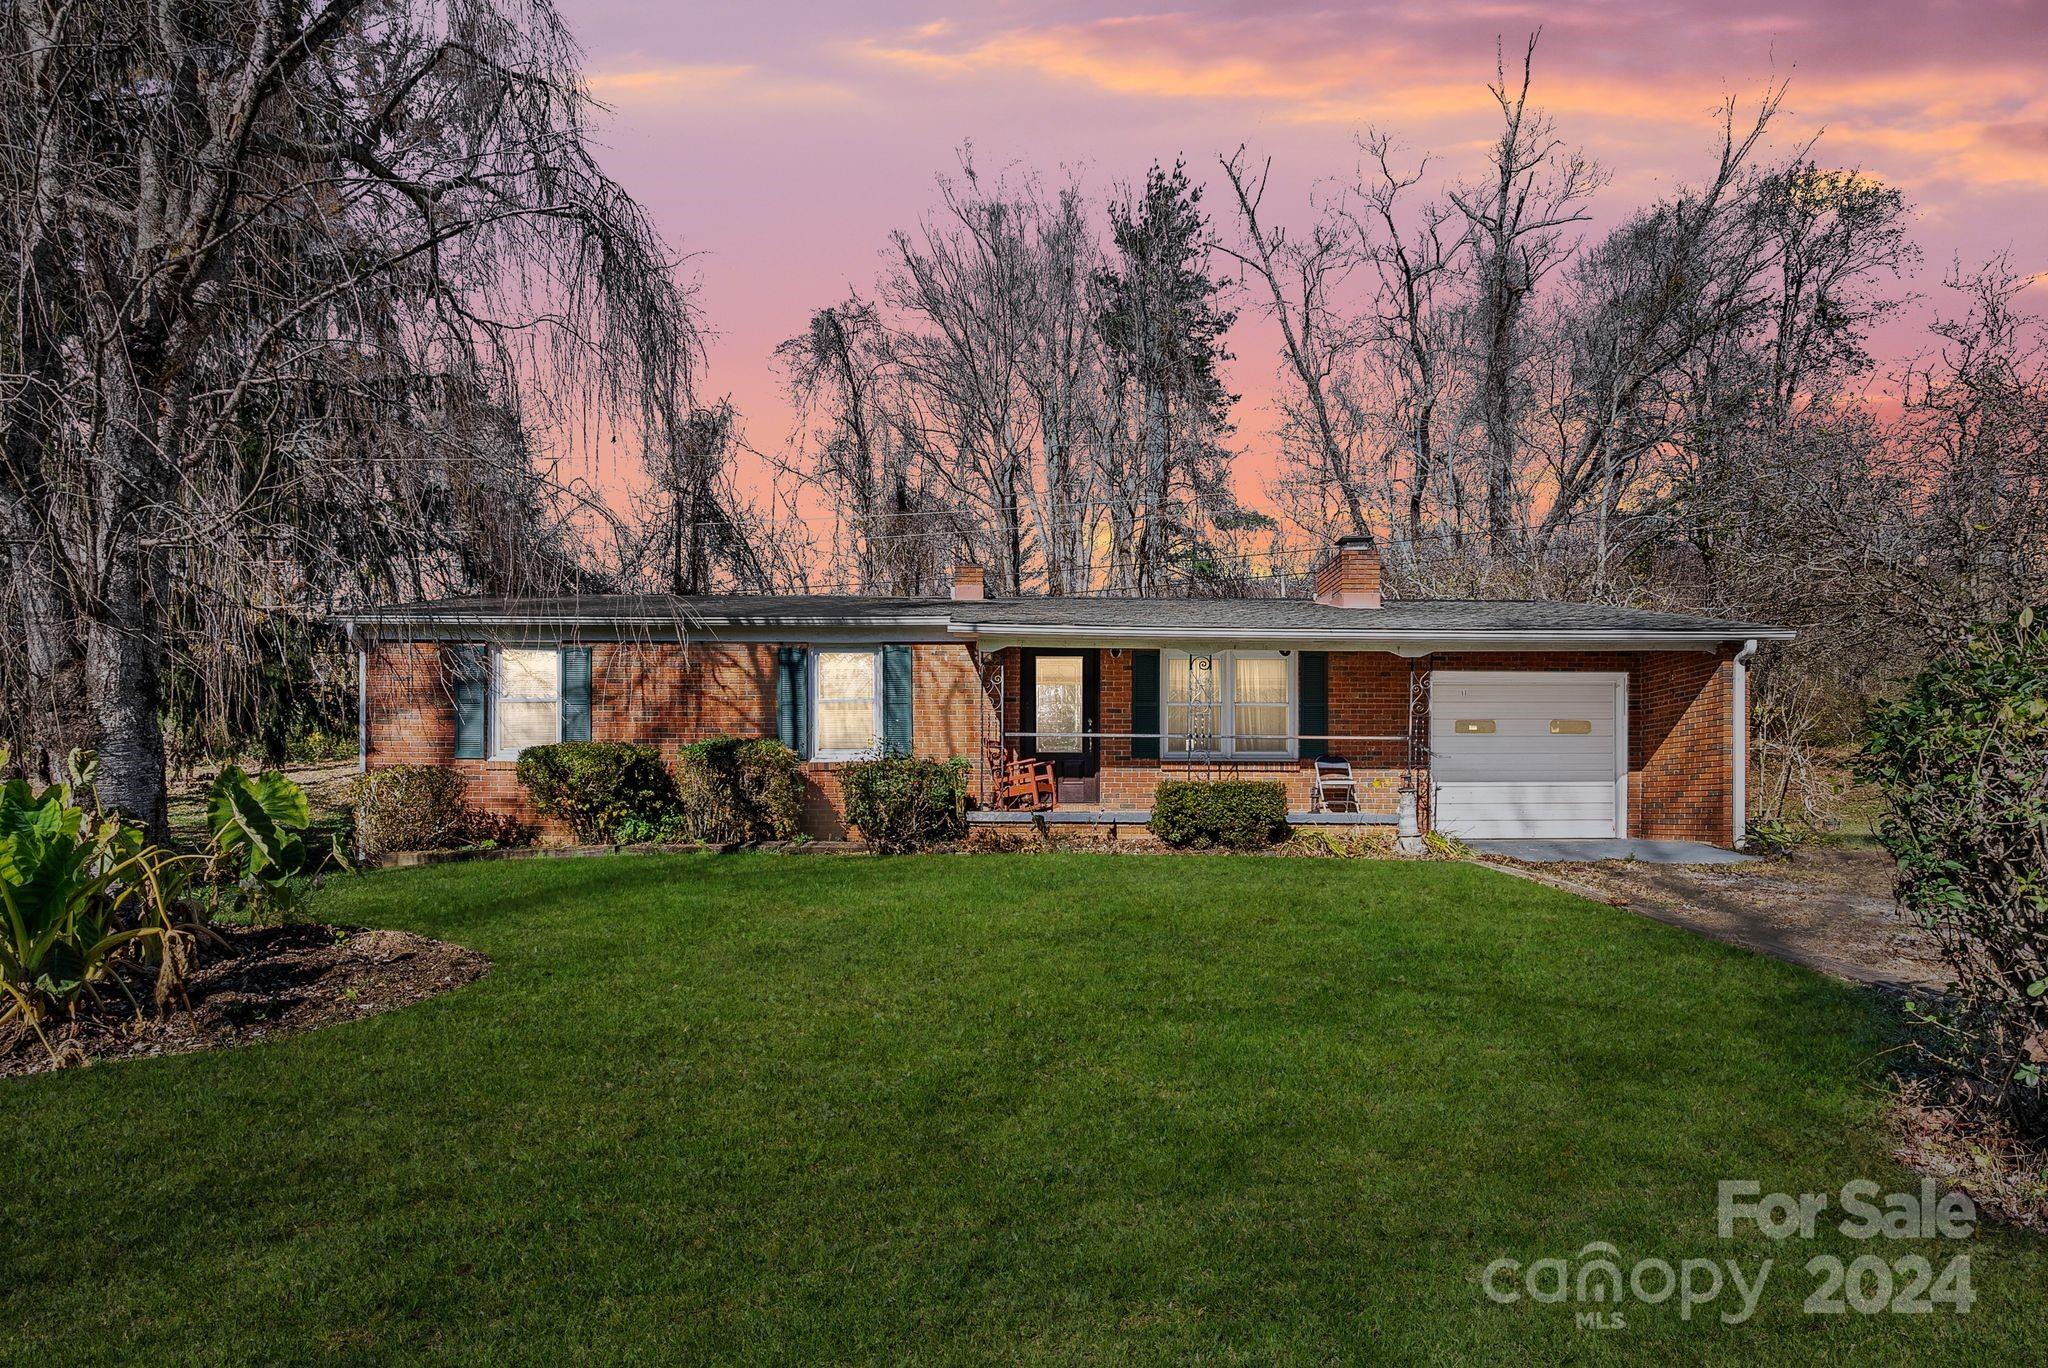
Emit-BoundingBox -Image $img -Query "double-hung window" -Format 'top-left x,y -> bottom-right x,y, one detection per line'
1163,650 -> 1294,758
814,649 -> 881,759
492,647 -> 562,759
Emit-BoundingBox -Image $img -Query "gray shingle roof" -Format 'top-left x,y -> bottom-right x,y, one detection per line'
341,592 -> 1789,640
957,596 -> 1784,635
341,593 -> 956,623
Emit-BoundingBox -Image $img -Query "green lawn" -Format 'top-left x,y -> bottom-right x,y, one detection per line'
4,854 -> 2042,1362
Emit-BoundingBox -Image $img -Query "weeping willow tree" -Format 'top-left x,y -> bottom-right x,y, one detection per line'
0,0 -> 741,825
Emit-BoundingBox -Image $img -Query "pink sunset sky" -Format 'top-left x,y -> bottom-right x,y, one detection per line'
564,0 -> 2048,508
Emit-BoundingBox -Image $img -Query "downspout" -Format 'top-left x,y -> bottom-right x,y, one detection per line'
1731,638 -> 1759,850
352,623 -> 368,775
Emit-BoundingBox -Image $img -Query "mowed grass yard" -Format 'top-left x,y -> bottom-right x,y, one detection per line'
4,854 -> 2043,1362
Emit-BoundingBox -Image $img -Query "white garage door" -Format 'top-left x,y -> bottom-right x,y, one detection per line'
1430,671 -> 1626,839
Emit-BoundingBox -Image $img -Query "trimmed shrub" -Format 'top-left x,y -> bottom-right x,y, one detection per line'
347,765 -> 471,856
734,739 -> 805,841
460,808 -> 538,850
1149,780 -> 1289,850
515,742 -> 679,844
840,754 -> 970,853
1859,604 -> 2048,1141
675,735 -> 806,842
611,811 -> 691,845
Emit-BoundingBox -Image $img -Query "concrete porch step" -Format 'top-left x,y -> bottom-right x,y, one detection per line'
966,809 -> 1396,826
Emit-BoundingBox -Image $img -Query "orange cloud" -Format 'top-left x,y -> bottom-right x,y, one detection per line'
853,16 -> 1395,104
851,16 -> 2048,190
588,61 -> 851,110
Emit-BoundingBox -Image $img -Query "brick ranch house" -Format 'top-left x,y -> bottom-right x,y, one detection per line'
340,538 -> 1793,848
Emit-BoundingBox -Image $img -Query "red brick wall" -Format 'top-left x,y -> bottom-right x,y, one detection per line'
990,647 -> 1407,814
1632,648 -> 1737,845
986,644 -> 1737,843
363,639 -> 995,842
366,637 -> 1738,847
1413,648 -> 1737,844
1314,545 -> 1382,604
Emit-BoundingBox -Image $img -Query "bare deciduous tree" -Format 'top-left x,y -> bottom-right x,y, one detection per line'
1448,32 -> 1606,553
0,0 -> 719,823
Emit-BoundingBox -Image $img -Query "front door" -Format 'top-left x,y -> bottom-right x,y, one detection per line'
1021,650 -> 1099,804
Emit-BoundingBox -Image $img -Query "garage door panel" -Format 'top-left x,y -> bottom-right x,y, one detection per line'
1445,727 -> 1616,745
1432,744 -> 1615,782
1435,782 -> 1619,805
1468,718 -> 1616,736
1433,782 -> 1617,839
1430,672 -> 1625,839
1434,739 -> 1614,761
1440,817 -> 1618,839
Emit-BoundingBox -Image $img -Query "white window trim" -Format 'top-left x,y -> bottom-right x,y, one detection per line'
491,645 -> 562,761
811,646 -> 884,762
1162,649 -> 1297,760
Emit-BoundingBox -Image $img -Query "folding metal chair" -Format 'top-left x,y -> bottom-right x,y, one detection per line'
1311,756 -> 1359,813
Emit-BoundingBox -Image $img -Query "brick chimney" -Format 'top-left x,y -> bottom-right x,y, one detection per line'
950,563 -> 986,601
1314,534 -> 1382,609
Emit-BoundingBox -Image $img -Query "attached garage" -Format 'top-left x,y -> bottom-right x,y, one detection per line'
1430,671 -> 1628,840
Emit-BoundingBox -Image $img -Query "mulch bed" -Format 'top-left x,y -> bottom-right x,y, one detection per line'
1,924 -> 487,1079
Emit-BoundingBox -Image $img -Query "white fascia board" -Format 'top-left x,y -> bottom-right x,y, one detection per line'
954,624 -> 1795,652
343,616 -> 955,643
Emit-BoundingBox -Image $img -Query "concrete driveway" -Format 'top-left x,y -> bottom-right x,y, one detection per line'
1470,841 -> 1941,991
1466,838 -> 1754,864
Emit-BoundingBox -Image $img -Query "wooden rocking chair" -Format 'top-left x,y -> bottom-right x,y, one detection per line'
983,740 -> 1057,812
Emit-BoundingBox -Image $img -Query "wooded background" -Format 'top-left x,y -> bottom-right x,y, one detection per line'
2,9 -> 2041,833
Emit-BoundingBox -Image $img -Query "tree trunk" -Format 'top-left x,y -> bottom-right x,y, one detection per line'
83,549 -> 169,830
1141,383 -> 1169,591
1483,331 -> 1516,553
0,496 -> 85,783
82,384 -> 173,830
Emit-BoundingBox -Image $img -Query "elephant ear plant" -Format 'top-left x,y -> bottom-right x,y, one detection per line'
205,764 -> 337,921
0,749 -> 193,1062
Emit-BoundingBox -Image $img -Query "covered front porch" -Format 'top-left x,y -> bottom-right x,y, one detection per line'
958,631 -> 1742,847
970,643 -> 1428,821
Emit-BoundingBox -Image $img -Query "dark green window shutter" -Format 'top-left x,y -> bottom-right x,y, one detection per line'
1298,651 -> 1330,760
775,646 -> 811,758
1129,649 -> 1161,759
560,647 -> 593,742
447,643 -> 488,760
881,645 -> 914,755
